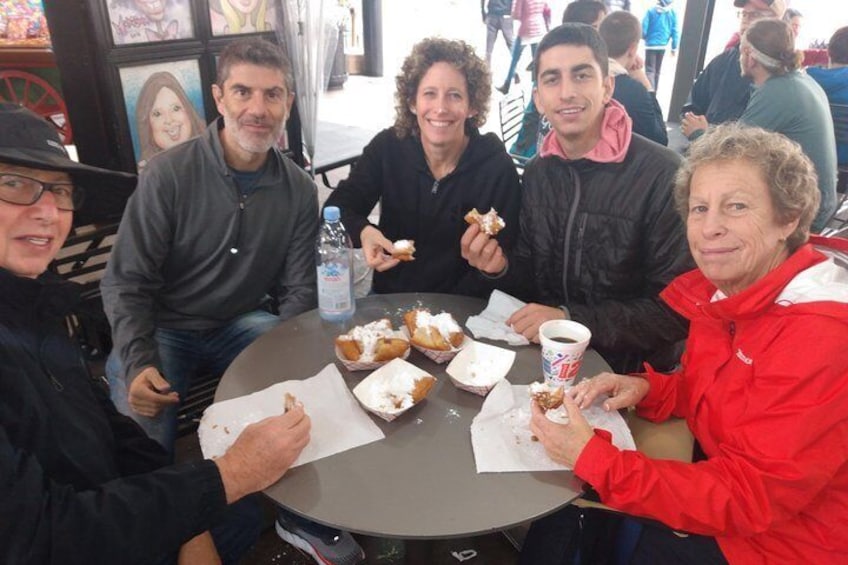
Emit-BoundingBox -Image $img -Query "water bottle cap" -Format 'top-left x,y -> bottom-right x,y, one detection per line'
323,206 -> 340,221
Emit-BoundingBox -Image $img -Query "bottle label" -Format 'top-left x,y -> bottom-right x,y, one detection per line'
317,264 -> 353,312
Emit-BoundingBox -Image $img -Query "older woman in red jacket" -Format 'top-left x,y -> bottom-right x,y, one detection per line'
530,123 -> 848,564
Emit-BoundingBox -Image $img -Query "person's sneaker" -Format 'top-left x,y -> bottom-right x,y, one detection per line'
275,518 -> 365,565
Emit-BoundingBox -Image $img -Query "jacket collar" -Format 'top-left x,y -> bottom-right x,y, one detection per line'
539,99 -> 632,163
661,236 -> 848,322
207,117 -> 283,188
408,127 -> 485,175
0,268 -> 79,319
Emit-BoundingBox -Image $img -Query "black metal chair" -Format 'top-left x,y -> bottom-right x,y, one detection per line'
822,103 -> 848,236
498,90 -> 530,169
50,222 -> 120,360
49,222 -> 219,437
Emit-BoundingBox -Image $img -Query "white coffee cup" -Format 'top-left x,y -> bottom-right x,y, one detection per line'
539,320 -> 592,388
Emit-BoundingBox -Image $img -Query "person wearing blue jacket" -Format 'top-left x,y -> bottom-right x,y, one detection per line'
642,0 -> 678,90
807,26 -> 848,168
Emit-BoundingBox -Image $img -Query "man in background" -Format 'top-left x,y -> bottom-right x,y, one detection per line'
482,0 -> 515,67
682,0 -> 786,136
642,0 -> 679,90
683,17 -> 837,231
807,26 -> 848,177
604,0 -> 630,12
601,9 -> 669,145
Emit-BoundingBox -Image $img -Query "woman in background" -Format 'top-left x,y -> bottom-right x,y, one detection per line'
497,0 -> 549,94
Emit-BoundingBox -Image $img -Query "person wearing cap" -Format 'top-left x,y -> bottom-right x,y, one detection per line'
0,103 -> 311,564
603,0 -> 630,13
684,17 -> 838,232
682,0 -> 786,132
101,38 -> 318,454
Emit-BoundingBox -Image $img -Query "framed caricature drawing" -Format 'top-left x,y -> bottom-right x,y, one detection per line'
209,0 -> 277,36
107,0 -> 195,45
119,60 -> 206,168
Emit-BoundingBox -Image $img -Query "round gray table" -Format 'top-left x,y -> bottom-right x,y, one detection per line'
218,293 -> 610,539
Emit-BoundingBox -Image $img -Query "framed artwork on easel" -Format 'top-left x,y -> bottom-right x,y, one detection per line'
208,0 -> 278,36
106,0 -> 195,45
118,59 -> 206,168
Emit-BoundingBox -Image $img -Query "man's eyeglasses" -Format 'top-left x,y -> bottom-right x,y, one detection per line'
0,173 -> 83,211
737,10 -> 773,21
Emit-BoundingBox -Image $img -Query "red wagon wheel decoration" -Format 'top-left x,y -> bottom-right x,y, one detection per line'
0,70 -> 73,145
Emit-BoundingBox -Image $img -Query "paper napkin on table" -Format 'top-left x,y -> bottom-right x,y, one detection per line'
465,289 -> 530,346
198,364 -> 384,467
470,380 -> 636,473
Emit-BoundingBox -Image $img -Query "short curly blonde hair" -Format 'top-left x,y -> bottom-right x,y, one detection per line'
674,123 -> 820,252
393,38 -> 490,139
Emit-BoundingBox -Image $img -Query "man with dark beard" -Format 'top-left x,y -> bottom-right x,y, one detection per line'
102,37 -> 317,454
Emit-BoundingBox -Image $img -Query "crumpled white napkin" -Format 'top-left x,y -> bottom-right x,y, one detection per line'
471,380 -> 636,473
465,289 -> 530,346
198,364 -> 384,466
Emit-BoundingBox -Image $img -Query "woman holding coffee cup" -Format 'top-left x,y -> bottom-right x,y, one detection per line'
522,123 -> 848,563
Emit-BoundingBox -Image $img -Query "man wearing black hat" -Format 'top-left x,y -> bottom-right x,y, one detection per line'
0,103 -> 311,564
681,0 -> 786,138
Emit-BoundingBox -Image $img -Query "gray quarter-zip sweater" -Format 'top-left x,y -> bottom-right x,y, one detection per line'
102,118 -> 318,381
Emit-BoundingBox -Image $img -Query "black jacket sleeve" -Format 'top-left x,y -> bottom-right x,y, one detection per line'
0,423 -> 228,565
325,130 -> 389,247
1,377 -> 228,565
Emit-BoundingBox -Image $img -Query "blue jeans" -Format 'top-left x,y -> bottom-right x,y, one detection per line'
501,38 -> 538,92
107,310 -> 280,455
485,14 -> 515,65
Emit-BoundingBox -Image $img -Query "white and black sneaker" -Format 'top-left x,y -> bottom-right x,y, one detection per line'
275,516 -> 365,565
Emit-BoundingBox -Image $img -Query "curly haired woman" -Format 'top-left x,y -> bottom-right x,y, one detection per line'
325,37 -> 521,297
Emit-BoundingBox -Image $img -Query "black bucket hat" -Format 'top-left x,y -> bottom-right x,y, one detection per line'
0,102 -> 136,226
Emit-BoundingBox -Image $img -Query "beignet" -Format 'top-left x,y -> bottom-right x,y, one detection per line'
529,381 -> 565,411
391,239 -> 416,261
464,207 -> 505,236
335,319 -> 410,362
403,309 -> 464,351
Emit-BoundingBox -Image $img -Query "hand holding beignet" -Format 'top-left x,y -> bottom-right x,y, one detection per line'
391,239 -> 415,261
284,393 -> 297,413
460,223 -> 507,275
529,382 -> 565,411
464,207 -> 505,236
360,226 -> 401,272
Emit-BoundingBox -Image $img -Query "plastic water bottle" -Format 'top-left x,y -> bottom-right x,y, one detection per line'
316,206 -> 355,322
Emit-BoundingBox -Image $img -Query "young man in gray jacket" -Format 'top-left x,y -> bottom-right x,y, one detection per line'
102,37 -> 318,452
